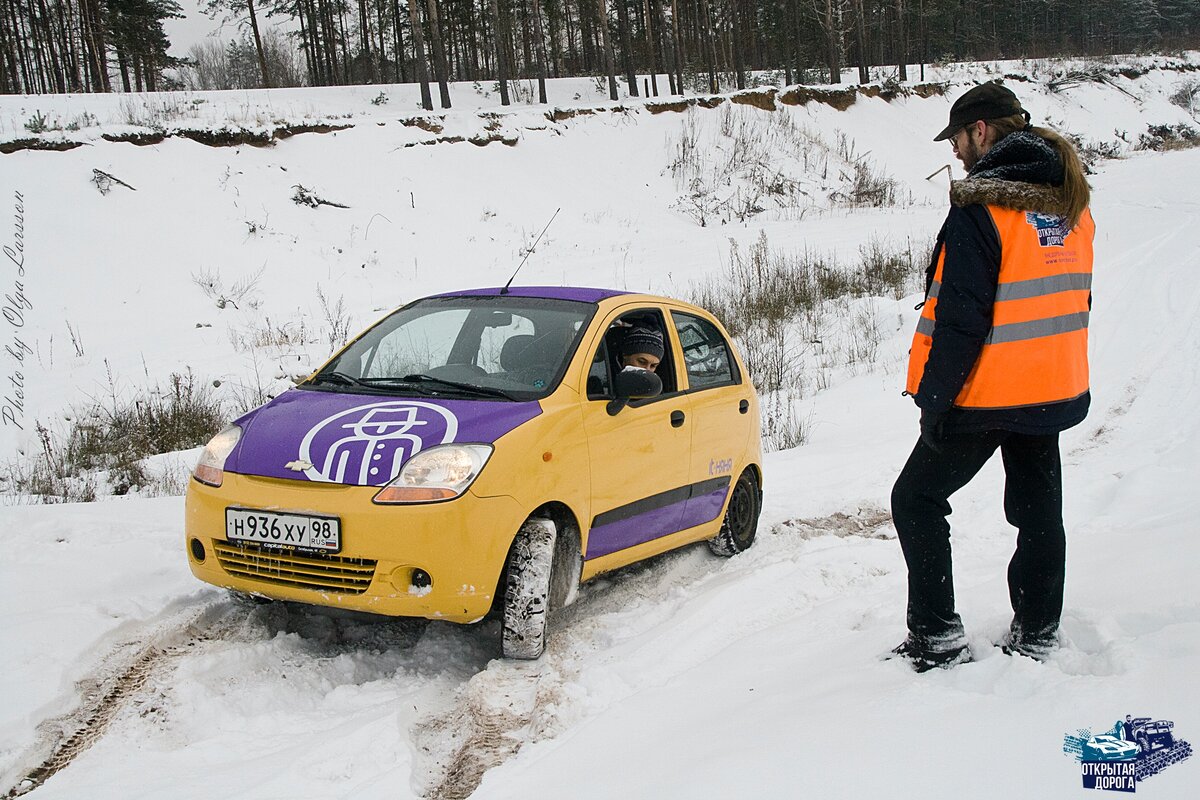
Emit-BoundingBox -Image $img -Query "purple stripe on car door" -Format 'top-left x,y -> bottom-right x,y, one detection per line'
584,477 -> 731,560
680,486 -> 729,530
585,496 -> 689,559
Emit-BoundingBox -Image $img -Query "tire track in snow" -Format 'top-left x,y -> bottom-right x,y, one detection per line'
415,506 -> 903,798
413,546 -> 721,800
3,508 -> 894,799
0,601 -> 247,799
769,505 -> 894,540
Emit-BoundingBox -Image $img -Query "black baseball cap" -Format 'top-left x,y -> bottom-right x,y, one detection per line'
933,83 -> 1028,141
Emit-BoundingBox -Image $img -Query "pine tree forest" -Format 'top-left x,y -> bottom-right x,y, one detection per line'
3,0 -> 1199,103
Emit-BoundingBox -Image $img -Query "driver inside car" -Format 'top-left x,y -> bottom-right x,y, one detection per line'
618,326 -> 664,373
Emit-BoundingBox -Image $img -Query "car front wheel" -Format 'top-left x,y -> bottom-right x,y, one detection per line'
708,470 -> 760,557
501,518 -> 558,659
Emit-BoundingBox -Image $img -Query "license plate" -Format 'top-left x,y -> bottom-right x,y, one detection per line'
225,508 -> 341,552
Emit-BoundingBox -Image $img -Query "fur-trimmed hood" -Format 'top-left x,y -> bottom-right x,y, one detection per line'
950,177 -> 1072,217
950,130 -> 1069,216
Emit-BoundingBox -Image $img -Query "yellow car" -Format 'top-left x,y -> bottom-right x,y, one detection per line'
186,287 -> 763,658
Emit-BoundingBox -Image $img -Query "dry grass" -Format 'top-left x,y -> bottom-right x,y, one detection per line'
2,371 -> 226,502
690,232 -> 928,452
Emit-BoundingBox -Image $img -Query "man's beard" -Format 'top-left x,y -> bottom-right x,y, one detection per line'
958,136 -> 984,172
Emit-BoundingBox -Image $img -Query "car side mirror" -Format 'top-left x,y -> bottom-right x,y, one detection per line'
607,368 -> 663,415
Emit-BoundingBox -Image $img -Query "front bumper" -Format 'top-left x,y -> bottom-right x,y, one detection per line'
185,472 -> 525,622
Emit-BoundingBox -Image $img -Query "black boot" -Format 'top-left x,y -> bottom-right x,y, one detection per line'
889,637 -> 973,673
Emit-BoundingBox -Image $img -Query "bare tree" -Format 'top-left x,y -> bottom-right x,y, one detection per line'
531,0 -> 550,103
407,0 -> 433,108
595,0 -> 619,99
490,0 -> 511,104
205,0 -> 272,88
425,0 -> 452,107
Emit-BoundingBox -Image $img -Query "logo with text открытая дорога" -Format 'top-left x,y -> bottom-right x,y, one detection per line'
1063,715 -> 1192,793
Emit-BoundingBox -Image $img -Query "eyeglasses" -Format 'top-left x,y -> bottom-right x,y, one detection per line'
950,126 -> 972,152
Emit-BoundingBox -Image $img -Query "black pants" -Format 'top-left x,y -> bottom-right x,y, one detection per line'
891,430 -> 1065,649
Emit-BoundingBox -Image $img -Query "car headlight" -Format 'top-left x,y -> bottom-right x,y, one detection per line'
373,444 -> 493,504
193,425 -> 242,487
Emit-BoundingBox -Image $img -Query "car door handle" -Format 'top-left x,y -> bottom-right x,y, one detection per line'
739,399 -> 749,414
670,410 -> 686,428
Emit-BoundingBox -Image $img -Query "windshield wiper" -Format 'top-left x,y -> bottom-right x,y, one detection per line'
310,371 -> 369,388
380,374 -> 517,400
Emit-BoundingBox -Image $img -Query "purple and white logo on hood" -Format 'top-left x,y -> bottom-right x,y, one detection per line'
227,389 -> 542,486
299,401 -> 458,485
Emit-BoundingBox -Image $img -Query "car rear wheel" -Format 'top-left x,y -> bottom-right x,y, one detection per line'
708,470 -> 760,557
502,518 -> 558,660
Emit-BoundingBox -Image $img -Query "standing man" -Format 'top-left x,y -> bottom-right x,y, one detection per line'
890,83 -> 1095,672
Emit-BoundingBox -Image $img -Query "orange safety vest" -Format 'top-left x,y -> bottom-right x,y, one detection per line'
906,206 -> 1095,410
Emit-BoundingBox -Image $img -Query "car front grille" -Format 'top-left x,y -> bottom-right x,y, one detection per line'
214,541 -> 377,595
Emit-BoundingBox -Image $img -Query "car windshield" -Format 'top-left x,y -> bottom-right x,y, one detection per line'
307,295 -> 595,400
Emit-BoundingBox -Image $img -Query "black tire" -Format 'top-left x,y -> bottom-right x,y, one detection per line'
501,518 -> 558,660
708,470 -> 760,557
1138,736 -> 1150,755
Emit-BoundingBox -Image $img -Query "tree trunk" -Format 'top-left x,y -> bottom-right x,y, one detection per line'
341,6 -> 354,82
376,0 -> 387,77
822,0 -> 840,84
297,2 -> 317,84
117,47 -> 131,92
894,0 -> 908,80
78,0 -> 110,92
425,0 -> 452,107
918,0 -> 926,81
319,0 -> 339,84
0,4 -> 14,93
391,0 -> 406,82
247,0 -> 273,88
699,0 -> 717,92
852,0 -> 868,83
671,0 -> 683,95
531,0 -> 549,102
1,0 -> 23,93
489,0 -> 511,104
731,0 -> 745,89
407,0 -> 433,108
595,0 -> 619,99
615,0 -> 637,95
356,0 -> 373,73
643,0 -> 657,95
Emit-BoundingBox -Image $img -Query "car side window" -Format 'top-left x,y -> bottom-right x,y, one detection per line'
588,308 -> 679,398
672,312 -> 738,389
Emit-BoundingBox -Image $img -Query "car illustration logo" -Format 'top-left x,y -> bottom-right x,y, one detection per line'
297,401 -> 459,485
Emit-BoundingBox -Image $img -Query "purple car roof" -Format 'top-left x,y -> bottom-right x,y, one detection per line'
429,286 -> 630,303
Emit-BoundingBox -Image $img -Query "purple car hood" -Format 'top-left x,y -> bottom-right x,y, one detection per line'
227,388 -> 541,486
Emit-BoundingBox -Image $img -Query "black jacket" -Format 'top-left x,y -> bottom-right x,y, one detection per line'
914,131 -> 1090,435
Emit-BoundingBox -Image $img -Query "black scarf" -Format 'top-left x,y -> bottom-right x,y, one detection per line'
968,130 -> 1065,186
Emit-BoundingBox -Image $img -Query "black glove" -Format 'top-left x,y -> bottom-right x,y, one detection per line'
919,409 -> 946,452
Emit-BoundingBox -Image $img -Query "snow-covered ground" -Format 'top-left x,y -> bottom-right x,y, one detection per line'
1,58 -> 1198,798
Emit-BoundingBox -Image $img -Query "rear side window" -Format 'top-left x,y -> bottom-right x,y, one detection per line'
672,312 -> 739,389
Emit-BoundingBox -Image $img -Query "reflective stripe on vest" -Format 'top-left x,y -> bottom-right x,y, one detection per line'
905,205 -> 1095,409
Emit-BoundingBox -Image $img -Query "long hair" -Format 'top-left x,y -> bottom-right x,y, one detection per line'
985,113 -> 1091,228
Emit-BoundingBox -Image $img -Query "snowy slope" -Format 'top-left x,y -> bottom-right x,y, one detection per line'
1,60 -> 1199,798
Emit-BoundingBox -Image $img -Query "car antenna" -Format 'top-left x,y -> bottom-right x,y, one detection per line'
501,207 -> 560,295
